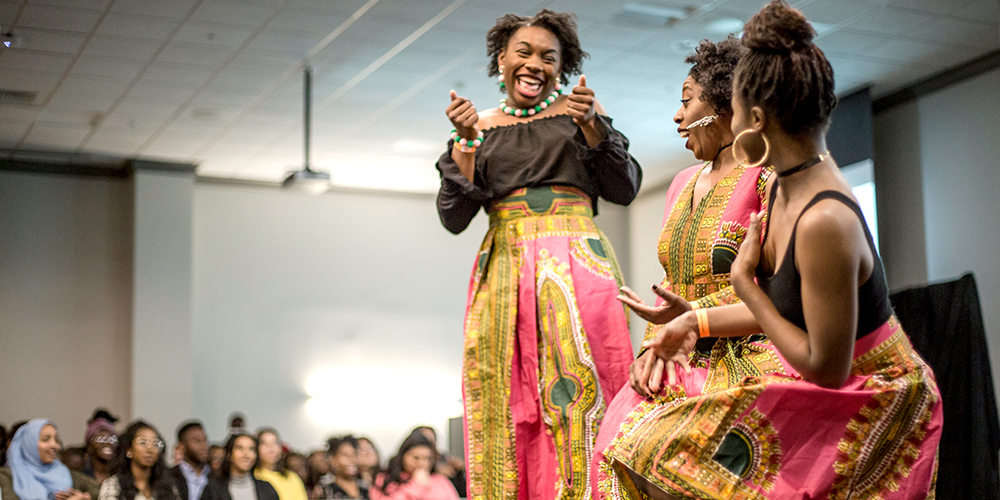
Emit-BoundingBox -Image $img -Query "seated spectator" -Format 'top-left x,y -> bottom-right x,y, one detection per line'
81,418 -> 117,483
369,433 -> 457,500
60,448 -> 86,472
203,431 -> 276,500
253,429 -> 306,500
320,436 -> 366,499
225,416 -> 246,436
0,419 -> 99,500
208,447 -> 225,477
170,422 -> 211,500
1,424 -> 8,467
409,428 -> 463,498
303,452 -> 327,500
97,421 -> 178,500
353,439 -> 379,491
280,454 -> 307,488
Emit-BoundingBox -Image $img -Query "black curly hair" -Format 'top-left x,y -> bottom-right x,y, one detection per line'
735,0 -> 837,135
486,9 -> 588,86
685,34 -> 744,115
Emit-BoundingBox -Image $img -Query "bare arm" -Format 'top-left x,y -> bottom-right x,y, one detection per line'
731,204 -> 866,388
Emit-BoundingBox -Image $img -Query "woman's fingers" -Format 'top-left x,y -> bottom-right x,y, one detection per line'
648,357 -> 664,394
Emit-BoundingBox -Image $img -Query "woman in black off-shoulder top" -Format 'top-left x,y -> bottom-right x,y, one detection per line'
434,9 -> 641,500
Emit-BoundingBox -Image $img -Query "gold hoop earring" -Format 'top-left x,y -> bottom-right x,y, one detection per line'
732,128 -> 770,168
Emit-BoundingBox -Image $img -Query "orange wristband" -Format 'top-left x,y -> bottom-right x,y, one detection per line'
696,309 -> 710,338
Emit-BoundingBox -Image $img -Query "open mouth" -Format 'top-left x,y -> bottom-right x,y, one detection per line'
678,128 -> 690,138
515,75 -> 544,98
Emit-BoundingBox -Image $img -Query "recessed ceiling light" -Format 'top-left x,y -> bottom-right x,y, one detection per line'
704,17 -> 744,35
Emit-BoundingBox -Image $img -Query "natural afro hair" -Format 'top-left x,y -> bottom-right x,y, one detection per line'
486,9 -> 588,86
685,34 -> 744,115
735,0 -> 837,135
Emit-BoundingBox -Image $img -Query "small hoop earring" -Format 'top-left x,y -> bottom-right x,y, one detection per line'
732,128 -> 770,168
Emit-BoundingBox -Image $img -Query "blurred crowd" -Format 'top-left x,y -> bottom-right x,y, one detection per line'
0,410 -> 465,500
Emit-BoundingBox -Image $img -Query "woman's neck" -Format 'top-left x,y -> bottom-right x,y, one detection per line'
768,132 -> 829,192
131,463 -> 151,483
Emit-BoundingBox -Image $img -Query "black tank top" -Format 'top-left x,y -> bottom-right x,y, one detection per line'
756,189 -> 893,339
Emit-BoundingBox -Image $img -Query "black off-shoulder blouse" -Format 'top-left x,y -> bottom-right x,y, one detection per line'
435,114 -> 643,234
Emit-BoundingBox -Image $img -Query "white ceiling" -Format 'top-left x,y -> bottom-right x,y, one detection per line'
1,0 -> 997,192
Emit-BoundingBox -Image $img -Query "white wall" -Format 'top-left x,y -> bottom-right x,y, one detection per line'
0,171 -> 133,445
903,68 -> 1000,399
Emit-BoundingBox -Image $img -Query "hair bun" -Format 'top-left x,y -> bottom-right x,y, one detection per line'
742,1 -> 815,53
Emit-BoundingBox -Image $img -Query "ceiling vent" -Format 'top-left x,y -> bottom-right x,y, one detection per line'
0,89 -> 38,105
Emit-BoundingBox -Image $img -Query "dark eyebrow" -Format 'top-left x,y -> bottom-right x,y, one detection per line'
514,41 -> 558,55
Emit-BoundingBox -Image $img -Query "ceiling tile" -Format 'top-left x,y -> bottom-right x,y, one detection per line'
906,18 -> 1000,49
130,78 -> 202,101
17,3 -> 104,32
0,69 -> 63,96
864,38 -> 979,67
57,73 -> 131,96
0,49 -> 75,73
46,89 -> 118,111
32,0 -> 111,10
71,56 -> 145,79
816,29 -> 891,54
889,0 -> 981,15
191,2 -> 278,27
173,21 -> 255,47
142,61 -> 215,85
846,6 -> 937,35
264,6 -> 352,34
156,41 -> 237,66
83,34 -> 163,60
111,0 -> 199,19
8,27 -> 88,54
96,12 -> 180,40
0,121 -> 31,145
953,0 -> 1000,22
799,0 -> 878,25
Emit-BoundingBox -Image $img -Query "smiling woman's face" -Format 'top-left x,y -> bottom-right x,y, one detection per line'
498,26 -> 561,110
37,424 -> 61,465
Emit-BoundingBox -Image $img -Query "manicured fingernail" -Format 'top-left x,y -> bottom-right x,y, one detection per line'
651,283 -> 659,289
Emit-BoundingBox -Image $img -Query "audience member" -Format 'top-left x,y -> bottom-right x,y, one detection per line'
409,428 -> 463,498
225,416 -> 245,436
208,447 -> 225,477
0,419 -> 99,500
303,452 -> 326,499
280,454 -> 307,488
60,448 -> 86,472
370,433 -> 457,500
98,421 -> 178,500
1,424 -> 8,467
253,429 -> 305,500
320,437 -> 366,500
203,432 -> 276,500
170,422 -> 211,500
353,439 -> 379,491
81,419 -> 117,483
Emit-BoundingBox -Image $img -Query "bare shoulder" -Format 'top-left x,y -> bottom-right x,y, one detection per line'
795,195 -> 867,259
477,107 -> 503,128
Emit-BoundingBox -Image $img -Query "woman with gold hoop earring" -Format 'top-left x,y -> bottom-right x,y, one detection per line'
600,2 -> 941,498
591,35 -> 793,499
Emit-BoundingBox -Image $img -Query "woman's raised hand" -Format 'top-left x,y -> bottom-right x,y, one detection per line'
447,90 -> 479,140
618,284 -> 692,324
731,210 -> 765,297
567,75 -> 596,128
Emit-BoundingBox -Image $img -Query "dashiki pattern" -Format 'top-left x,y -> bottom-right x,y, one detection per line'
602,317 -> 943,499
463,186 -> 633,500
592,162 -> 783,499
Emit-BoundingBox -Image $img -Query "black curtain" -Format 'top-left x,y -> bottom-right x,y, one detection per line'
890,273 -> 1000,499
